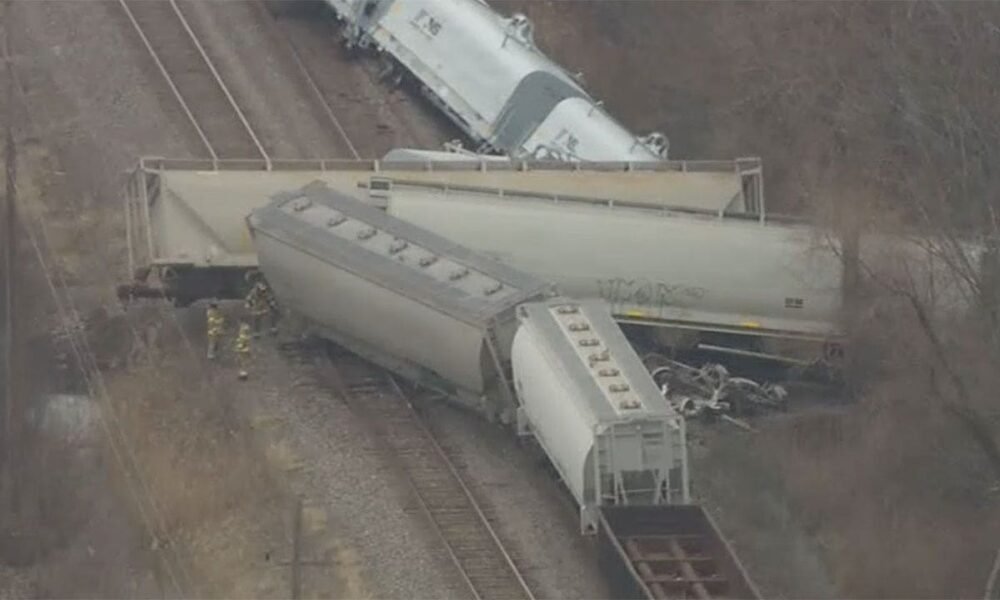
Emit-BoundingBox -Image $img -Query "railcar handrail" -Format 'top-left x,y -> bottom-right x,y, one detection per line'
135,155 -> 765,176
359,176 -> 808,226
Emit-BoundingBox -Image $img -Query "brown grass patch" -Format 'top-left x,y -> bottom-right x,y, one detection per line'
102,333 -> 288,596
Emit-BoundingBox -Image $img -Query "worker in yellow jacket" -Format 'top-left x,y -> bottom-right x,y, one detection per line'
233,321 -> 252,380
206,301 -> 224,360
245,277 -> 279,338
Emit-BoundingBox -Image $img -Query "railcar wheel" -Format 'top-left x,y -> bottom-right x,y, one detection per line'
823,341 -> 845,363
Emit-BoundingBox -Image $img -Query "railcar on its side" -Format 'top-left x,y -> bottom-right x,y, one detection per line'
314,0 -> 668,161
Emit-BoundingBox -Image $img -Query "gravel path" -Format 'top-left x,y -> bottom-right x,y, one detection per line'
200,330 -> 470,599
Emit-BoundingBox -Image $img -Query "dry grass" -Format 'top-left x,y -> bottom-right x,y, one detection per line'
101,321 -> 289,597
759,395 -> 1000,598
3,77 -> 291,597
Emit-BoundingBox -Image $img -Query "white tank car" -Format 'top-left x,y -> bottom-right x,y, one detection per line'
118,157 -> 761,305
512,299 -> 688,534
246,182 -> 553,420
381,186 -> 983,351
328,0 -> 666,161
522,97 -> 668,162
380,186 -> 845,341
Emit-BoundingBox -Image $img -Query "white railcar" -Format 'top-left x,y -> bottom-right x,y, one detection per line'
248,183 -> 690,532
119,157 -> 760,304
380,183 -> 983,352
122,160 -> 981,360
380,184 -> 845,341
247,182 -> 552,420
321,0 -> 667,161
355,0 -> 578,147
522,97 -> 668,161
512,299 -> 688,533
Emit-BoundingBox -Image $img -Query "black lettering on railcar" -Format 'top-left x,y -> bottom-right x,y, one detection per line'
596,277 -> 707,315
596,277 -> 624,303
784,297 -> 804,309
551,129 -> 581,159
412,9 -> 443,37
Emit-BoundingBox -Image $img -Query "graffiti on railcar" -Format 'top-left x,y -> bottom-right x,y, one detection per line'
596,277 -> 707,317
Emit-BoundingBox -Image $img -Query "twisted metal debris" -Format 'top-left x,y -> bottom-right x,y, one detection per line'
643,354 -> 788,418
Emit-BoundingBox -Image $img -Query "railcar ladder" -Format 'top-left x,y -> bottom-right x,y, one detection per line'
483,320 -> 517,424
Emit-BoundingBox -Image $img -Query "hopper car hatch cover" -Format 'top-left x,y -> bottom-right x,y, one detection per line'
247,181 -> 551,326
518,300 -> 678,421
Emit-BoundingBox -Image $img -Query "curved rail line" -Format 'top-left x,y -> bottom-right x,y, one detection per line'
117,0 -> 272,167
323,351 -> 535,600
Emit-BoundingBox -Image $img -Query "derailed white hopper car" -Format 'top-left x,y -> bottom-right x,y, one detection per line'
378,182 -> 845,343
119,156 -> 763,306
245,182 -> 553,421
246,181 -> 690,534
512,299 -> 689,534
327,0 -> 667,161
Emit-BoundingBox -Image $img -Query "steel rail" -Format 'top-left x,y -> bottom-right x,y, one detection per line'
385,375 -> 535,600
255,1 -> 360,159
168,0 -> 271,169
117,0 -> 271,168
328,358 -> 534,600
117,0 -> 218,163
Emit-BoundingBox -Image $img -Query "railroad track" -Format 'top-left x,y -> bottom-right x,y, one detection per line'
288,345 -> 535,600
254,1 -> 361,160
117,0 -> 271,165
